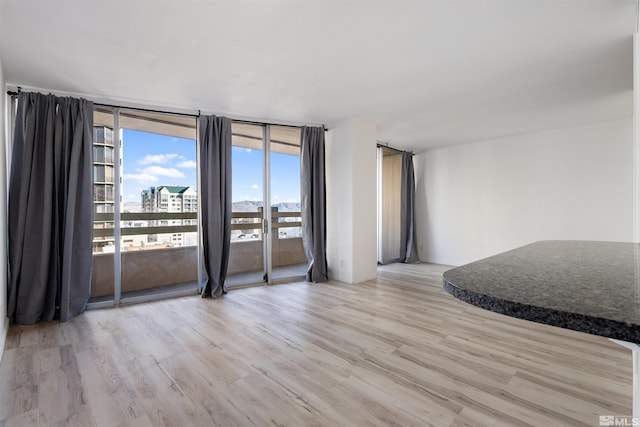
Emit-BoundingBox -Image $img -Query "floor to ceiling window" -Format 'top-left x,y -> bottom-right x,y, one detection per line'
89,108 -> 199,305
89,108 -> 307,306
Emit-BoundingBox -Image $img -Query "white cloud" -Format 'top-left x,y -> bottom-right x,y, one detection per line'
138,153 -> 179,165
124,173 -> 158,186
177,160 -> 197,168
124,166 -> 184,187
143,166 -> 184,178
251,184 -> 259,190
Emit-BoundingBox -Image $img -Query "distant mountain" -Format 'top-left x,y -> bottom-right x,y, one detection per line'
274,202 -> 301,212
232,200 -> 263,212
232,200 -> 300,212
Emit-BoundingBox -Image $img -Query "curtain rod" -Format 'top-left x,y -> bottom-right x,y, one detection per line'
377,143 -> 405,154
7,89 -> 327,130
7,86 -> 21,97
96,103 -> 328,131
95,101 -> 197,119
231,118 -> 327,132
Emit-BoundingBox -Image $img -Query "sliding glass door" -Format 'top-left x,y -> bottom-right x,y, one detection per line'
226,123 -> 306,287
269,126 -> 306,282
227,123 -> 266,287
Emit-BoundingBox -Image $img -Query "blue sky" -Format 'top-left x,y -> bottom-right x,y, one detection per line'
122,129 -> 300,204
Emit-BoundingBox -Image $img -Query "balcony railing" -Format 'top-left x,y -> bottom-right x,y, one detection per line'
93,209 -> 301,241
91,209 -> 306,298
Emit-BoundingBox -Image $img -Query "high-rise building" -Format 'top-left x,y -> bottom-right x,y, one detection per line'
141,185 -> 198,246
92,126 -> 118,253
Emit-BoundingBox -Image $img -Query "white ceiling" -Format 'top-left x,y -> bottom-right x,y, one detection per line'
0,1 -> 635,152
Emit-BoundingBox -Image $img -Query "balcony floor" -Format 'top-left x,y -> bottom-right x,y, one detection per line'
226,262 -> 307,287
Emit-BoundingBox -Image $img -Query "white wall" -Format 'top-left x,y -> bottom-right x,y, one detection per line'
415,118 -> 633,266
326,119 -> 378,283
326,123 -> 353,282
0,58 -> 8,362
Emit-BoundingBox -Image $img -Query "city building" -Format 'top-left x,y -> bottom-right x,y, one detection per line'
92,125 -> 122,253
141,185 -> 198,246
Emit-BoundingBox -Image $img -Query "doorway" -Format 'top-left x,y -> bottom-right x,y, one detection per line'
377,146 -> 403,264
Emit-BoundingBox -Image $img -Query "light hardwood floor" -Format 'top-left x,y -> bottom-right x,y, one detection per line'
0,263 -> 631,426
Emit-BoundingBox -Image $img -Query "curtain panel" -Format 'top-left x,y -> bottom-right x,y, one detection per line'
300,126 -> 329,282
8,92 -> 94,325
400,151 -> 418,263
199,115 -> 232,297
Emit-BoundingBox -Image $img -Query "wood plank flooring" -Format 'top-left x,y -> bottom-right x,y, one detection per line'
0,263 -> 631,426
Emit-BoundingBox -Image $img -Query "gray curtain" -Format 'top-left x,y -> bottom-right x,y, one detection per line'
400,151 -> 418,263
199,115 -> 232,297
300,126 -> 328,282
8,92 -> 94,325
